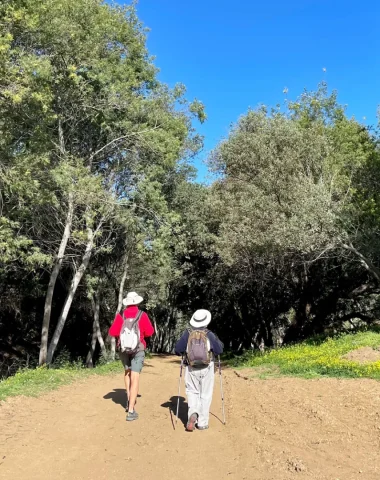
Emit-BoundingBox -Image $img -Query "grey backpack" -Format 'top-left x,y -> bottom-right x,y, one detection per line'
186,329 -> 211,367
119,310 -> 143,354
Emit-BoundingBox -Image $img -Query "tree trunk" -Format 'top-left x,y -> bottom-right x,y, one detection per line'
86,318 -> 98,368
109,335 -> 116,361
39,195 -> 74,365
341,242 -> 380,283
92,290 -> 106,356
152,317 -> 159,352
46,227 -> 94,364
96,324 -> 106,356
86,289 -> 105,367
116,263 -> 128,313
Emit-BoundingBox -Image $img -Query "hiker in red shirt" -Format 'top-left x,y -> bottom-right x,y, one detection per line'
109,292 -> 154,422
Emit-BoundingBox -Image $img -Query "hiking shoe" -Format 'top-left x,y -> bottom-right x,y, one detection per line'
197,425 -> 209,430
126,411 -> 139,422
186,413 -> 198,432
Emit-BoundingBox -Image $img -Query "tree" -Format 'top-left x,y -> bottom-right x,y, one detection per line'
0,0 -> 205,365
203,84 -> 380,346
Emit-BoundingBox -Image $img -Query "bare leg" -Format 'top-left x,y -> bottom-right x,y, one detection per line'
128,371 -> 140,413
124,369 -> 131,406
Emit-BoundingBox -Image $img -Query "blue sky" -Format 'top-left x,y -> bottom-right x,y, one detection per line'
125,0 -> 379,182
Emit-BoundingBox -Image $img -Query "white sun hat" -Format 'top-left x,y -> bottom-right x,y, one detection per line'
190,309 -> 212,328
123,291 -> 144,307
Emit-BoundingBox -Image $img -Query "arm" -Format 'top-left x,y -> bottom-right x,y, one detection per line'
141,312 -> 154,338
175,331 -> 189,356
208,332 -> 224,356
109,313 -> 123,337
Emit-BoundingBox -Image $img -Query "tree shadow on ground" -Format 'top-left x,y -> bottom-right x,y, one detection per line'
161,396 -> 187,429
103,389 -> 141,409
165,358 -> 182,365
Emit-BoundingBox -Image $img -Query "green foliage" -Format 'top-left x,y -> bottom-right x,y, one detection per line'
211,109 -> 337,261
1,0 -> 380,382
210,85 -> 377,267
231,331 -> 380,379
0,0 -> 205,369
0,361 -> 121,401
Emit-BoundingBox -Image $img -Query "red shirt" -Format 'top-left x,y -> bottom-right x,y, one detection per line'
109,306 -> 154,348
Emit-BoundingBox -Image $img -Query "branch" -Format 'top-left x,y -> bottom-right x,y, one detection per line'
339,312 -> 374,324
307,244 -> 335,264
58,115 -> 66,156
341,241 -> 380,283
348,284 -> 377,298
88,125 -> 161,162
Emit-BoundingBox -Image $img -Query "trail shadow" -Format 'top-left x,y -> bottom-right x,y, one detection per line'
103,389 -> 141,409
166,358 -> 182,365
141,363 -> 154,368
161,396 -> 187,429
148,354 -> 182,365
210,411 -> 224,425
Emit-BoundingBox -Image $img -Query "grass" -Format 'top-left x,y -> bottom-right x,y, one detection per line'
0,348 -> 155,402
4,333 -> 379,403
0,361 -> 121,402
229,330 -> 380,379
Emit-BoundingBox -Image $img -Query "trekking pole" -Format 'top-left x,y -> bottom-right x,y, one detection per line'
218,355 -> 226,425
175,355 -> 184,426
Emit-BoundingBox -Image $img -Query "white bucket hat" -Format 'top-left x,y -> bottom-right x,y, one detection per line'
123,291 -> 143,307
190,309 -> 212,328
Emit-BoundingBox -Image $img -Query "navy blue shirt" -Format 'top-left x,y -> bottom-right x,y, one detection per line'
175,328 -> 224,357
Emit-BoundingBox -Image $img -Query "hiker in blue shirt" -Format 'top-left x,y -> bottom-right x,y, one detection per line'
175,309 -> 223,431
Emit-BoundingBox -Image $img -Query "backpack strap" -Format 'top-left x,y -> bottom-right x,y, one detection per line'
134,310 -> 143,325
122,309 -> 143,324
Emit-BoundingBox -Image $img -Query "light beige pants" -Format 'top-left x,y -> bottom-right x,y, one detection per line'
185,361 -> 215,427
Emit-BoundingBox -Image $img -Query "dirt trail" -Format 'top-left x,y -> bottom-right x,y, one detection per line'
1,356 -> 380,480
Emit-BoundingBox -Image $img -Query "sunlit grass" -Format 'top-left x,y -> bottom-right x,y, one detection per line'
230,331 -> 380,379
0,361 -> 121,402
